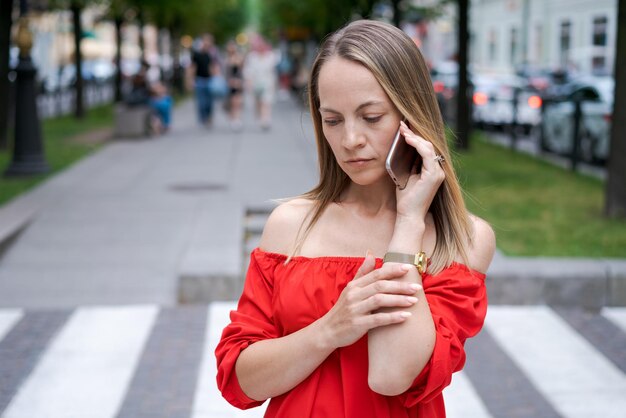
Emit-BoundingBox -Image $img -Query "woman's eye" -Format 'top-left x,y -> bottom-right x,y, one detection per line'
324,119 -> 340,126
364,116 -> 382,124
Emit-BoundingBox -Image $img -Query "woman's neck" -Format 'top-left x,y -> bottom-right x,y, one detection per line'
339,179 -> 397,219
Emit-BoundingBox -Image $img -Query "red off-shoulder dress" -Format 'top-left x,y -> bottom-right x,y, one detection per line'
215,248 -> 487,418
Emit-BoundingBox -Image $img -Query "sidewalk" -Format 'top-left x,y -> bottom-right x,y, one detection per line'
0,94 -> 624,309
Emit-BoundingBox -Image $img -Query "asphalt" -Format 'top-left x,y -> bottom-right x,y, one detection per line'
0,92 -> 624,310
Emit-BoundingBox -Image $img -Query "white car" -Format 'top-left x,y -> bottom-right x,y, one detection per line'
472,73 -> 542,134
541,76 -> 613,163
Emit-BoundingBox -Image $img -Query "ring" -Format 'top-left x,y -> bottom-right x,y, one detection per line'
434,155 -> 445,164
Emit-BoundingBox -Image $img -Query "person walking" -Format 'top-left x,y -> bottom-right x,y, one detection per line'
215,20 -> 495,418
225,40 -> 245,131
245,35 -> 277,130
191,34 -> 217,127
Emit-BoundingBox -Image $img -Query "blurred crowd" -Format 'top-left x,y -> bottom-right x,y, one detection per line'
120,32 -> 309,136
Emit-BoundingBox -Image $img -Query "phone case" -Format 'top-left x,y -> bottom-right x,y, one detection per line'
385,128 -> 420,190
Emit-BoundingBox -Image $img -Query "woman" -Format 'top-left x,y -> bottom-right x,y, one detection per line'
225,40 -> 245,131
216,20 -> 495,418
245,35 -> 277,130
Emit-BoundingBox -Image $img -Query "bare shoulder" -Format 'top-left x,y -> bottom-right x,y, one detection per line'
466,215 -> 496,274
259,198 -> 315,254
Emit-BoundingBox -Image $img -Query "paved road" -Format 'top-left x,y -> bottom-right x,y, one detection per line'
0,303 -> 625,418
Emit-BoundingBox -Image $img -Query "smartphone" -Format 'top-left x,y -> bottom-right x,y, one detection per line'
385,126 -> 421,190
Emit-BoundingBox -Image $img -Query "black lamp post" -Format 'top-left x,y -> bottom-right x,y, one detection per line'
4,0 -> 49,177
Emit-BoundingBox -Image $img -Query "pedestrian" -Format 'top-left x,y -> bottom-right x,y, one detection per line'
244,35 -> 277,130
215,19 -> 495,418
125,60 -> 151,106
148,81 -> 172,133
224,40 -> 245,131
191,34 -> 217,127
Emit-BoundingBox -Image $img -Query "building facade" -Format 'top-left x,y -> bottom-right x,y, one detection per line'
470,0 -> 617,75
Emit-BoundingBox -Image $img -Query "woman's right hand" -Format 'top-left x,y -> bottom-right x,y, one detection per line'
317,253 -> 421,349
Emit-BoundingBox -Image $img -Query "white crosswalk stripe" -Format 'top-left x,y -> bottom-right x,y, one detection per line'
192,301 -> 267,418
2,305 -> 157,418
445,371 -> 493,418
486,305 -> 626,418
602,307 -> 626,333
0,309 -> 22,342
0,304 -> 624,418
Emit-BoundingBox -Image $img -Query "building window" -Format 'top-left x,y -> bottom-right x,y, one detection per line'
489,29 -> 497,63
592,16 -> 608,46
510,27 -> 518,65
592,16 -> 608,72
559,20 -> 571,67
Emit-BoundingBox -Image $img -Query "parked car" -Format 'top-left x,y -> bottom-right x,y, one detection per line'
472,73 -> 542,134
431,61 -> 458,102
540,75 -> 613,164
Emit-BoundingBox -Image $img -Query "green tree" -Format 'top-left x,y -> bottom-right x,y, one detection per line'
259,0 -> 361,41
48,0 -> 106,118
137,0 -> 248,45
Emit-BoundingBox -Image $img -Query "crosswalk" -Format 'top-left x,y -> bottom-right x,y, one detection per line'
0,304 -> 624,418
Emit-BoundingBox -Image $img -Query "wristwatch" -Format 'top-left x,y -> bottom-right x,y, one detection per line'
383,251 -> 428,275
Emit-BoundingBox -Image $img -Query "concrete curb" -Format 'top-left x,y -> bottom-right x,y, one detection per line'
486,255 -> 626,309
177,201 -> 246,304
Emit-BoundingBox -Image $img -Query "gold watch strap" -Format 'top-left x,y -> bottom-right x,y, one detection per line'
383,251 -> 428,275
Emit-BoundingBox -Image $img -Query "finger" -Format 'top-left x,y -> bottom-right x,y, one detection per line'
353,251 -> 376,281
354,263 -> 411,288
358,293 -> 418,314
399,122 -> 444,175
357,311 -> 412,329
359,279 -> 422,300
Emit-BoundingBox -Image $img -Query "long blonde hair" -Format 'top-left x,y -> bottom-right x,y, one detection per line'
296,20 -> 471,274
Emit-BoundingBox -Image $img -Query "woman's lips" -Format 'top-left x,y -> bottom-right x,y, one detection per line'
345,158 -> 374,168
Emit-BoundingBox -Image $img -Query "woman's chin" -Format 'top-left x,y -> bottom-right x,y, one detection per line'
346,173 -> 393,188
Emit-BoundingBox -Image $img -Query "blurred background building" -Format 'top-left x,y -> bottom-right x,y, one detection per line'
469,0 -> 617,76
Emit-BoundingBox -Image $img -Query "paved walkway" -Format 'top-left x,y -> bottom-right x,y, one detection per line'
0,94 -> 318,308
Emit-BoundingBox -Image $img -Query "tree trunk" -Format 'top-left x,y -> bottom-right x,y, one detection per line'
114,15 -> 123,102
604,0 -> 626,218
0,0 -> 14,150
71,2 -> 85,119
169,26 -> 184,95
392,0 -> 402,27
137,9 -> 145,63
455,0 -> 471,150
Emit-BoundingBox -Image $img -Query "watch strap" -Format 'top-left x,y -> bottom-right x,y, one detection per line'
383,251 -> 428,275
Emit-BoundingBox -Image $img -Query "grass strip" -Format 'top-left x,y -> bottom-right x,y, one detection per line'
456,132 -> 625,258
0,104 -> 112,206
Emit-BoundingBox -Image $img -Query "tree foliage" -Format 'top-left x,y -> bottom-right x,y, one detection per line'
134,0 -> 248,44
259,0 -> 373,41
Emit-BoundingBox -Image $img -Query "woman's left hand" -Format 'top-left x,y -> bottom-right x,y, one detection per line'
395,120 -> 446,221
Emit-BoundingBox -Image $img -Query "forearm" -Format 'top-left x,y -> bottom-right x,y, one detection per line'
235,319 -> 334,401
367,217 -> 436,395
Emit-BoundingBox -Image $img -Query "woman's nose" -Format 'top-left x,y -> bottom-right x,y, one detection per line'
342,122 -> 366,149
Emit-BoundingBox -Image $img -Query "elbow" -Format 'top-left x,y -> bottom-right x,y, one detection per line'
368,356 -> 431,396
368,371 -> 415,397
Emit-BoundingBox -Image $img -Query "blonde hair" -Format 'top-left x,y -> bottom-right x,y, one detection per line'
296,20 -> 471,274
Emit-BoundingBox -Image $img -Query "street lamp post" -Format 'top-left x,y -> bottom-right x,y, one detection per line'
4,0 -> 49,177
